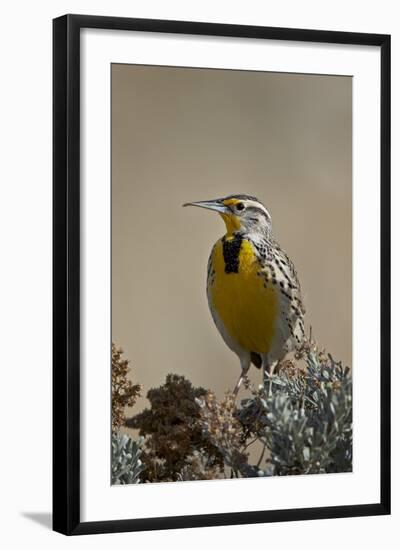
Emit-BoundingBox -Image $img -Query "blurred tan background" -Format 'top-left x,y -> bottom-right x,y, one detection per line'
111,64 -> 352,413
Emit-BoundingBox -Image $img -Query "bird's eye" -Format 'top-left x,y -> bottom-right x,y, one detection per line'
236,203 -> 245,211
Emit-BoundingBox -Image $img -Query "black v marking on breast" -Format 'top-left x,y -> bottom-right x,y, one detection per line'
222,234 -> 243,274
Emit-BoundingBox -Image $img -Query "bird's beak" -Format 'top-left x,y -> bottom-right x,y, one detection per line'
182,199 -> 228,214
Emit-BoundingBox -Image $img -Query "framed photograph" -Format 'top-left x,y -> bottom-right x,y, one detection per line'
53,14 -> 390,535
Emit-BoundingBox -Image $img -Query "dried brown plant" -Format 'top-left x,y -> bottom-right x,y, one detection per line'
178,451 -> 225,481
197,391 -> 249,476
126,374 -> 224,482
112,343 -> 141,432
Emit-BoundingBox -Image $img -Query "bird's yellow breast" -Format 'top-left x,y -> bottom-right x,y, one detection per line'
210,238 -> 278,354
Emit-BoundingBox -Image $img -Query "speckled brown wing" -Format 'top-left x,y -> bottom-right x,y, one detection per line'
252,237 -> 306,351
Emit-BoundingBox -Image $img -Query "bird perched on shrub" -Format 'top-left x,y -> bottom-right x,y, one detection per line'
184,194 -> 305,395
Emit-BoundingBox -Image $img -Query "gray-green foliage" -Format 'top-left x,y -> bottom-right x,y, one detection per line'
237,348 -> 352,476
111,433 -> 146,484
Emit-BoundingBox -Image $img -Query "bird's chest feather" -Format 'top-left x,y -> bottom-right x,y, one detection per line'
209,236 -> 279,353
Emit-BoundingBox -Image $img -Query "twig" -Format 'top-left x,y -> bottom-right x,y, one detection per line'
256,444 -> 267,468
241,437 -> 259,453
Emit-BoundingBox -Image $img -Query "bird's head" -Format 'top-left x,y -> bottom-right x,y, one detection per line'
183,194 -> 272,236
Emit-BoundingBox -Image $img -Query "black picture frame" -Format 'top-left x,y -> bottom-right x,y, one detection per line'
53,14 -> 391,535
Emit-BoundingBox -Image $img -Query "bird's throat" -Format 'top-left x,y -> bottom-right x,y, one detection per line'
220,212 -> 241,234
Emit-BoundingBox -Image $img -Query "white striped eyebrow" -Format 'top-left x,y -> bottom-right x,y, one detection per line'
244,200 -> 271,221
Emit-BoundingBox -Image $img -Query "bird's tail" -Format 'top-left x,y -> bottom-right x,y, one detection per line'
250,351 -> 262,369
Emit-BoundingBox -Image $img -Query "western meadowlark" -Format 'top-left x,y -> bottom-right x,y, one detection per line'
183,194 -> 305,395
